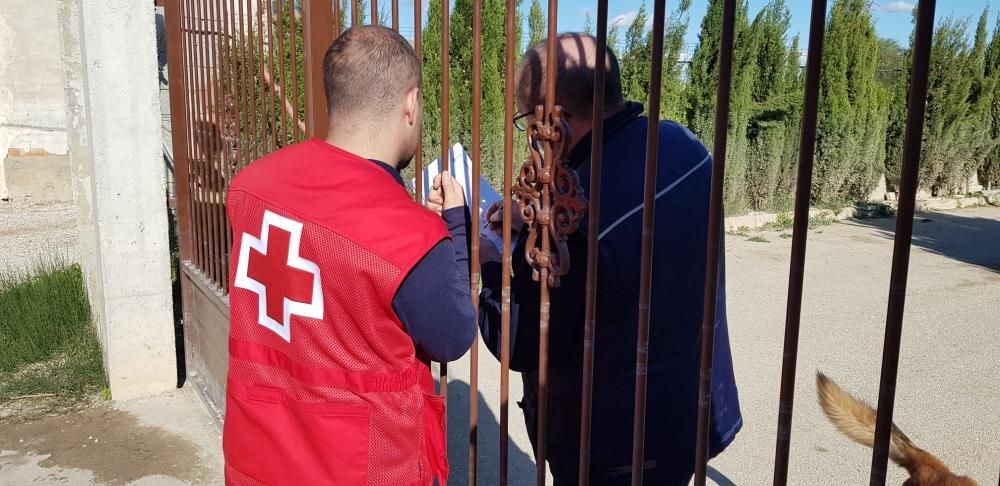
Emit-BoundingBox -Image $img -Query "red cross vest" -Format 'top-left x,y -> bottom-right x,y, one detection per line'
222,138 -> 450,486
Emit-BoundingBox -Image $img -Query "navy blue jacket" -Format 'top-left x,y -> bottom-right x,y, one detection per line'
479,103 -> 742,484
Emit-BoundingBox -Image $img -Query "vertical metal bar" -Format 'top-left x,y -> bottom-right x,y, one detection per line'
352,0 -> 359,26
579,3 -> 608,483
180,0 -> 202,268
500,0 -> 515,482
371,0 -> 377,25
468,1 -> 482,484
187,0 -> 203,273
535,2 -> 559,484
289,0 -> 301,142
276,0 -> 288,147
629,1 -> 666,484
771,0 -> 827,483
439,0 -> 449,172
391,0 -> 398,31
334,0 -> 341,37
210,0 -> 228,290
196,0 -> 214,280
245,0 -> 260,159
255,0 -> 268,154
437,0 -> 450,443
208,0 -> 224,287
302,0 -> 334,138
211,0 -> 226,286
165,0 -> 195,264
225,0 -> 240,275
413,0 -> 423,203
265,0 -> 280,151
692,0 -> 737,483
869,1 -> 936,484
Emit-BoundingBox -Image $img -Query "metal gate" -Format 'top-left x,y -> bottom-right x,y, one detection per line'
163,0 -> 942,484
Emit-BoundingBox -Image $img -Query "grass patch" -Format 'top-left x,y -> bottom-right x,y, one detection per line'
779,232 -> 793,239
0,260 -> 105,407
808,212 -> 836,229
727,225 -> 752,237
747,235 -> 770,243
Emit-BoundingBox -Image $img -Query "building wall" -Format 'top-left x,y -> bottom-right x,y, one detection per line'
0,0 -> 70,199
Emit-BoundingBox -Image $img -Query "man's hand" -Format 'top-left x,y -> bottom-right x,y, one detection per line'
485,200 -> 525,234
426,171 -> 466,216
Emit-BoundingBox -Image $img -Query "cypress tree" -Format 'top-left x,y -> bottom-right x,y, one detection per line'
776,34 -> 803,206
660,0 -> 692,122
584,11 -> 594,36
921,17 -> 975,193
620,3 -> 651,108
984,13 -> 1000,189
880,37 -> 909,191
745,0 -> 791,211
528,0 -> 545,46
813,0 -> 887,203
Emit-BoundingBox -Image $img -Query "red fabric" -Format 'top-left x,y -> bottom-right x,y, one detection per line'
223,139 -> 450,486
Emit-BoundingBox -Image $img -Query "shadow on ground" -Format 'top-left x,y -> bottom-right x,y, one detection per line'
446,380 -> 537,485
848,209 -> 1000,273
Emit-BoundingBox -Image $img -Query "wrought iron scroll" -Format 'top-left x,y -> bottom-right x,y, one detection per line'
514,104 -> 587,288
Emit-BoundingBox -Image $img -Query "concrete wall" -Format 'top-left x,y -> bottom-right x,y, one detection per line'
70,0 -> 176,400
0,0 -> 70,199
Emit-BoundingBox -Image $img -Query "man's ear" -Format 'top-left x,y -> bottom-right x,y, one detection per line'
404,87 -> 420,126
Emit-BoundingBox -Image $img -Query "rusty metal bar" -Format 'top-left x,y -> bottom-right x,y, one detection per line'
209,0 -> 224,288
534,2 -> 559,484
289,0 -> 301,142
165,0 -> 195,265
210,0 -> 228,290
579,3 -> 608,483
869,1 -> 936,484
215,0 -> 231,293
255,0 -> 269,154
333,0 -> 341,38
244,0 -> 260,159
500,0 -> 515,482
266,0 -> 280,151
468,0 -> 482,484
185,0 -> 202,272
692,0 -> 737,483
413,0 -> 423,203
391,0 -> 398,31
225,0 -> 240,278
630,0 -> 666,484
302,0 -> 334,138
371,0 -> 377,25
180,0 -> 201,269
196,0 -> 214,280
352,0 -> 359,26
771,0 -> 827,482
438,0 -> 450,432
275,0 -> 288,146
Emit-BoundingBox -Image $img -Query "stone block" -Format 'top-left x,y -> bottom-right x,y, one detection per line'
3,154 -> 72,202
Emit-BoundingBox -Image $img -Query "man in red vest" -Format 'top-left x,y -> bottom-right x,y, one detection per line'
222,25 -> 476,485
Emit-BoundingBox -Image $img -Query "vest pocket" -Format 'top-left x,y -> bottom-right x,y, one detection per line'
421,392 -> 449,485
224,384 -> 370,485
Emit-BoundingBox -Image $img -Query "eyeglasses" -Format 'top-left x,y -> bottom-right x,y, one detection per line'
513,109 -> 572,132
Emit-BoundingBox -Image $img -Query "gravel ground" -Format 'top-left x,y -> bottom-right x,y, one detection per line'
0,200 -> 79,273
442,206 -> 1000,485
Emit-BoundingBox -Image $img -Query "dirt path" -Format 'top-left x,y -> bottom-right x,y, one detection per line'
0,200 -> 78,273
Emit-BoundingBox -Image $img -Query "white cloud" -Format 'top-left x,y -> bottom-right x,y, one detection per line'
611,10 -> 637,29
876,1 -> 915,13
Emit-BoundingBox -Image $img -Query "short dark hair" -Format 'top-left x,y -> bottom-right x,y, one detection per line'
516,33 -> 625,121
322,25 -> 422,118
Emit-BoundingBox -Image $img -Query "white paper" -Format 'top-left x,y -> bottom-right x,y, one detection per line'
413,143 -> 508,253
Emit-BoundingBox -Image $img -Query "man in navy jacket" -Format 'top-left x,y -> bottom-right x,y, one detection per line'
479,33 -> 742,485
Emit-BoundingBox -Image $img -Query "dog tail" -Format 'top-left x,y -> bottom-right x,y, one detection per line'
815,371 -> 922,473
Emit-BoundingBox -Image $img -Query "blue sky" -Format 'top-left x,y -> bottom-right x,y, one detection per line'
388,1 -> 998,50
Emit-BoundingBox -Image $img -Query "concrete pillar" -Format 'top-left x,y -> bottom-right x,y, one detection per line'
73,0 -> 175,399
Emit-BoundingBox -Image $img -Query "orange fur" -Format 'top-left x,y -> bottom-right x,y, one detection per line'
815,372 -> 977,486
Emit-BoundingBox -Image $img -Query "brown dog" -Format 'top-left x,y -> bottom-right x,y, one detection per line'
816,372 -> 977,486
